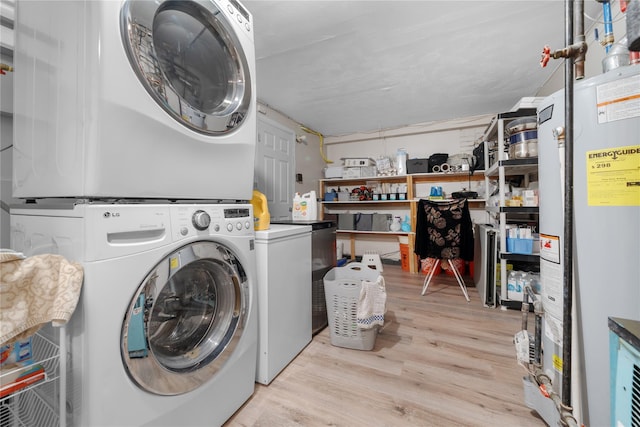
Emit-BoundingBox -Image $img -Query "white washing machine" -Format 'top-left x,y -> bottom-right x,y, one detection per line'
10,202 -> 257,426
13,0 -> 256,200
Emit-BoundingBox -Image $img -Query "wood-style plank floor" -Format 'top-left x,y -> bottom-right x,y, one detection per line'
226,264 -> 545,426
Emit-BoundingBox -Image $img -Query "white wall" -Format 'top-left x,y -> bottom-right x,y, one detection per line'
324,114 -> 493,261
324,114 -> 493,205
1,0 -> 15,249
256,103 -> 328,197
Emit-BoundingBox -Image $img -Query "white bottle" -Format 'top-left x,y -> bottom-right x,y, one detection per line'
390,216 -> 402,232
292,191 -> 318,221
507,270 -> 522,299
396,148 -> 408,175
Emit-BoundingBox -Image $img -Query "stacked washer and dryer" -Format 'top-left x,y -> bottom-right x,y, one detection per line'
10,1 -> 258,426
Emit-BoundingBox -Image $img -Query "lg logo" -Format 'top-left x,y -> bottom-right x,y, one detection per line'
103,212 -> 121,218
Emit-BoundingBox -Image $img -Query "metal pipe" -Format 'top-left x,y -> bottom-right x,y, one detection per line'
532,370 -> 579,427
601,1 -> 614,53
574,1 -> 587,79
525,286 -> 543,367
561,0 -> 577,409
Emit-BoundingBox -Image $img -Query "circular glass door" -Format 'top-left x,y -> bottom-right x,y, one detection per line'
120,0 -> 252,134
121,241 -> 249,395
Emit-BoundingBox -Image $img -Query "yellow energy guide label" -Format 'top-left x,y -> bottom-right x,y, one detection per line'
586,144 -> 640,206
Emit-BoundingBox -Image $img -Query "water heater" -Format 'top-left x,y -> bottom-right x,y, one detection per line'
535,65 -> 640,426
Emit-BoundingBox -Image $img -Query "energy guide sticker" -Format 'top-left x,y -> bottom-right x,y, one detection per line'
586,145 -> 640,206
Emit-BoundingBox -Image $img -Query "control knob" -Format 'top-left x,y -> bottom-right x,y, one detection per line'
192,210 -> 211,230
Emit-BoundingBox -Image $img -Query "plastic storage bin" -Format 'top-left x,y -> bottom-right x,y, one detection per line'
323,263 -> 381,350
506,236 -> 540,255
399,244 -> 410,271
398,235 -> 410,271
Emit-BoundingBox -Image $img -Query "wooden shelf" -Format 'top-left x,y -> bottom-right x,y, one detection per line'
336,230 -> 413,235
322,200 -> 409,205
485,206 -> 539,214
320,172 -> 486,274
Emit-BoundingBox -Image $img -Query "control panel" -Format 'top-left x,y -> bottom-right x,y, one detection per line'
171,204 -> 253,240
223,0 -> 252,34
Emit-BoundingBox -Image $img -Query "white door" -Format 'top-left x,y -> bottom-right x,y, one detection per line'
255,116 -> 295,221
121,0 -> 253,135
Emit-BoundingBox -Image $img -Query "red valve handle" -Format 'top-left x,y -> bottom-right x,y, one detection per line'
539,383 -> 550,398
540,46 -> 551,68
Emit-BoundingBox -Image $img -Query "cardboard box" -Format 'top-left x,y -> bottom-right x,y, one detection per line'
342,166 -> 377,178
0,362 -> 46,398
1,338 -> 33,366
343,158 -> 375,167
324,166 -> 343,179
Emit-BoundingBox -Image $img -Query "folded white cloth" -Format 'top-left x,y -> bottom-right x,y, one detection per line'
1,251 -> 84,345
357,275 -> 386,329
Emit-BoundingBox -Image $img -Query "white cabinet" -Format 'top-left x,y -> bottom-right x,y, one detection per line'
255,225 -> 312,385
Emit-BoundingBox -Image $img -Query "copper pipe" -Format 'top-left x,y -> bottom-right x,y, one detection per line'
0,63 -> 14,74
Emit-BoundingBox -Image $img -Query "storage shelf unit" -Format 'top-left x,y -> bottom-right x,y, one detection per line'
319,172 -> 485,273
0,329 -> 66,427
500,253 -> 539,262
482,109 -> 539,309
485,206 -> 539,214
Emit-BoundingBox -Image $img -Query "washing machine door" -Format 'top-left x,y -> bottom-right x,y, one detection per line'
120,0 -> 252,135
121,241 -> 249,395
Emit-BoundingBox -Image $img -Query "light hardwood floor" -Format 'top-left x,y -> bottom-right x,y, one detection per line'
226,264 -> 545,426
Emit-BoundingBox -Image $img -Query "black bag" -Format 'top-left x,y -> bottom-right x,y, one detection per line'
471,143 -> 485,173
428,153 -> 449,172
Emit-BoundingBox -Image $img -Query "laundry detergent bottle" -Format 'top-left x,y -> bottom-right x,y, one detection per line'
292,191 -> 318,220
251,190 -> 270,230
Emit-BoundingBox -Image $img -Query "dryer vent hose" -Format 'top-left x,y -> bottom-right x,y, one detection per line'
301,126 -> 333,164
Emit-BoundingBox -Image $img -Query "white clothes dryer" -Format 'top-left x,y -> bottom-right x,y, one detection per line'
13,0 -> 256,200
10,202 -> 257,426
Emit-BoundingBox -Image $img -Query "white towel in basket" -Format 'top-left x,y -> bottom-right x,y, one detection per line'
356,275 -> 386,329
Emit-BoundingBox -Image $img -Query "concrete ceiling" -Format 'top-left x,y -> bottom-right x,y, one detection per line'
243,0 -> 603,137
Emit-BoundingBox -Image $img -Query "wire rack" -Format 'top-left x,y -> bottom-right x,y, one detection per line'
1,332 -> 62,427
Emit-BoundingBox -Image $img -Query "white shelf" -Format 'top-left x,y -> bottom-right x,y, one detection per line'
482,110 -> 540,308
0,331 -> 64,427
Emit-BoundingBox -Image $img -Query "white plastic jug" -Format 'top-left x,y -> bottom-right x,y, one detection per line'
292,191 -> 318,220
390,216 -> 402,231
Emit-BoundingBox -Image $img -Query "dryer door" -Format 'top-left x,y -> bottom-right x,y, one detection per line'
120,0 -> 252,135
121,241 -> 249,395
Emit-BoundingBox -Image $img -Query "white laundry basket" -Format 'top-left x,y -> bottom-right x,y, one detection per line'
323,262 -> 381,350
